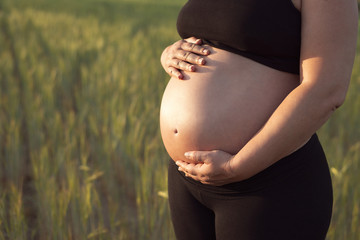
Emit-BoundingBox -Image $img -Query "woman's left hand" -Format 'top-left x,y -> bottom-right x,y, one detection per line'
176,150 -> 239,186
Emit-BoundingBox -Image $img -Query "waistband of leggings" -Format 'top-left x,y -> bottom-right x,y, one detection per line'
170,133 -> 324,195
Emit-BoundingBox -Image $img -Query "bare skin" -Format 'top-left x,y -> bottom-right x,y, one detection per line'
160,0 -> 358,186
160,37 -> 209,80
160,45 -> 300,162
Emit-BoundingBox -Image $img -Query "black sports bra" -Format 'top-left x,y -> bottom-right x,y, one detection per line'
177,0 -> 301,74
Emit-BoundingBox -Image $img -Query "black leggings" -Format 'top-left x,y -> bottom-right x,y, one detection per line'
168,134 -> 333,240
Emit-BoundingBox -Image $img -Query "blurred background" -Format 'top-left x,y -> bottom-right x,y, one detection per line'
0,0 -> 359,239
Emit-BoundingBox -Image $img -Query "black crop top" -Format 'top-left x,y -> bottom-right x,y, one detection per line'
177,0 -> 301,74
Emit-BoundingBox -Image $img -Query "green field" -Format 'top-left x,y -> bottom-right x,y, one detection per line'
0,0 -> 359,239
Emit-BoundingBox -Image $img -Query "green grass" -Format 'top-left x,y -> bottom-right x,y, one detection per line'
0,0 -> 359,239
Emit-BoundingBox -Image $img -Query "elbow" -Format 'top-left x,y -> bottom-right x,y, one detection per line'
303,77 -> 350,113
331,92 -> 346,110
324,81 -> 349,112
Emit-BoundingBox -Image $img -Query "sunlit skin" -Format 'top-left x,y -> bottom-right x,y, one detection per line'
160,0 -> 358,186
160,44 -> 300,164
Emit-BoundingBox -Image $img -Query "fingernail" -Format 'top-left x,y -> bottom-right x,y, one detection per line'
198,58 -> 205,65
184,152 -> 190,158
175,161 -> 180,166
203,49 -> 210,55
189,65 -> 195,71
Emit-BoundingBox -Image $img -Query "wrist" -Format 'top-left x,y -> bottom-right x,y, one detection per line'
228,155 -> 246,182
230,152 -> 258,182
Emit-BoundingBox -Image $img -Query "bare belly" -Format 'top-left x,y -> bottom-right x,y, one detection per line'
160,46 -> 300,163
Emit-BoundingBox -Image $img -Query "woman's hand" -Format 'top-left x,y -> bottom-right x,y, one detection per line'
175,150 -> 239,186
160,37 -> 211,80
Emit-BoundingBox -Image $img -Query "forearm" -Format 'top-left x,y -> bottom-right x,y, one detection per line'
175,0 -> 357,187
229,0 -> 358,181
231,82 -> 341,180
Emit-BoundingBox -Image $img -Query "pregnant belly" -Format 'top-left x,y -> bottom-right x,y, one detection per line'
160,46 -> 299,163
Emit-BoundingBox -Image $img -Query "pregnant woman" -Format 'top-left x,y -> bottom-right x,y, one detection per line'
160,0 -> 358,239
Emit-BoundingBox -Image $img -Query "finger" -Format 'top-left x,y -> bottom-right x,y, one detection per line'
199,175 -> 225,185
200,180 -> 223,186
179,166 -> 218,185
167,67 -> 183,79
180,42 -> 211,55
184,151 -> 212,163
177,166 -> 186,174
175,161 -> 193,172
169,59 -> 195,72
185,170 -> 202,181
177,161 -> 200,175
194,38 -> 203,45
175,50 -> 206,65
184,37 -> 202,45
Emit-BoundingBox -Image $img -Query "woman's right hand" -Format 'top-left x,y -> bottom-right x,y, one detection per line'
160,37 -> 211,80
